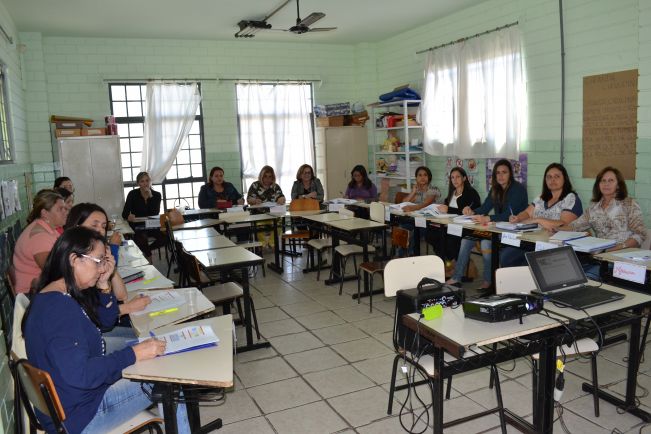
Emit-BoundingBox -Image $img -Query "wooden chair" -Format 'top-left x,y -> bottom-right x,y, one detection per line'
394,191 -> 409,203
281,198 -> 320,258
12,356 -> 162,434
495,266 -> 601,416
384,256 -> 507,433
177,245 -> 260,339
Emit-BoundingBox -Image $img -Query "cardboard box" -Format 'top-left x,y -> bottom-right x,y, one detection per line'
315,116 -> 344,127
55,128 -> 82,137
81,127 -> 106,136
55,121 -> 87,129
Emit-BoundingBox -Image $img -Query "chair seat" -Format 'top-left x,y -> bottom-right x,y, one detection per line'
307,237 -> 332,250
107,409 -> 162,434
359,260 -> 388,274
202,282 -> 244,304
335,244 -> 375,257
531,338 -> 598,360
282,230 -> 310,239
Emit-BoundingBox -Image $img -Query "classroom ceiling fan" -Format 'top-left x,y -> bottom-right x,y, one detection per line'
234,0 -> 337,38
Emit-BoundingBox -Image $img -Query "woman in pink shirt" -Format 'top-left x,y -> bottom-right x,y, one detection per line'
12,190 -> 69,294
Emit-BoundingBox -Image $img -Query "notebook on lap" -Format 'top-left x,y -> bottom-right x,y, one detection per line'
525,246 -> 624,310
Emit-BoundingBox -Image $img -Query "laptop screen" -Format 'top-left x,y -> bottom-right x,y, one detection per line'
525,246 -> 588,293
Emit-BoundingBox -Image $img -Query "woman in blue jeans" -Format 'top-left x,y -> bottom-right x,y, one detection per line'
446,159 -> 528,290
23,227 -> 190,434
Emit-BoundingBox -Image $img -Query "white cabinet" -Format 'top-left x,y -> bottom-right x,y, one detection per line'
57,136 -> 124,217
370,100 -> 424,196
314,126 -> 368,200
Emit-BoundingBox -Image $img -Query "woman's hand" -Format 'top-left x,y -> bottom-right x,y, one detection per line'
472,215 -> 490,224
537,219 -> 556,232
133,338 -> 166,361
249,198 -> 261,205
438,204 -> 448,213
509,214 -> 519,223
123,295 -> 151,314
127,213 -> 136,222
304,191 -> 317,199
277,197 -> 286,205
97,246 -> 116,288
462,206 -> 474,216
237,198 -> 245,205
402,205 -> 418,212
109,231 -> 122,245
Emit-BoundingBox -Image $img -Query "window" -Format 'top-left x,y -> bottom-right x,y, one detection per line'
421,26 -> 525,159
0,63 -> 13,162
235,83 -> 314,196
109,84 -> 205,209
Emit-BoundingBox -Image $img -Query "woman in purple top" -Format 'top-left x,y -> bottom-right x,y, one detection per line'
344,165 -> 377,201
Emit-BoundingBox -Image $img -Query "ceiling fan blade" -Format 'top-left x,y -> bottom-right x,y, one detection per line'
299,12 -> 325,27
264,0 -> 292,22
307,27 -> 337,32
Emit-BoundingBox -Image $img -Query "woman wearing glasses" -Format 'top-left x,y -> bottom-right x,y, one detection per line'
291,164 -> 324,201
22,227 -> 190,433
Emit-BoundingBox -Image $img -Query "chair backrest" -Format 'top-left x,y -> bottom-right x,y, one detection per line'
384,256 -> 445,298
369,202 -> 385,223
394,192 -> 408,204
390,226 -> 410,251
165,209 -> 185,226
178,247 -> 203,286
11,293 -> 29,359
338,208 -> 354,217
495,266 -> 537,294
15,358 -> 67,432
6,266 -> 17,297
289,198 -> 320,211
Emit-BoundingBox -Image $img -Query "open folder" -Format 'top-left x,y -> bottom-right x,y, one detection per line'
131,325 -> 220,356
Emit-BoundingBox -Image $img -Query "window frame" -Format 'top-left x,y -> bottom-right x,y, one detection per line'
108,82 -> 207,209
0,62 -> 14,164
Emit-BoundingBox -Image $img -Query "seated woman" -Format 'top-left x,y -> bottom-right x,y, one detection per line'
22,227 -> 190,434
399,166 -> 440,255
291,164 -> 324,201
344,165 -> 378,201
446,159 -> 528,290
198,166 -> 244,209
121,171 -> 164,262
55,187 -> 74,212
558,166 -> 648,279
66,203 -> 151,353
13,190 -> 68,294
437,167 -> 481,261
54,176 -> 74,193
246,165 -> 286,205
502,163 -> 583,267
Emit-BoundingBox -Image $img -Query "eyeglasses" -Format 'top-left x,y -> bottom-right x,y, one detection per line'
80,254 -> 108,267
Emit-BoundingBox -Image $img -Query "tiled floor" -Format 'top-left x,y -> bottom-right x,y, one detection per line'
154,250 -> 651,433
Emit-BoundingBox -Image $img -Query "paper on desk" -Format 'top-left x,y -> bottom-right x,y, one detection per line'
131,290 -> 185,316
260,201 -> 278,207
328,198 -> 358,204
142,325 -> 220,356
389,202 -> 417,210
411,204 -> 457,218
452,215 -> 475,224
566,236 -> 616,253
126,274 -> 175,292
549,231 -> 588,242
612,250 -> 651,262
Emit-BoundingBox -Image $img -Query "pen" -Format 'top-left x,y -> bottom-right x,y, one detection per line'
148,307 -> 179,317
509,206 -> 514,216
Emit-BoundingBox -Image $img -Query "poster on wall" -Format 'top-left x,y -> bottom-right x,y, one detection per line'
583,69 -> 637,179
486,154 -> 527,191
445,157 -> 479,187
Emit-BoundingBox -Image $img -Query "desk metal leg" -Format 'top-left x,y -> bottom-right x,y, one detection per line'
582,314 -> 651,422
162,384 -> 179,434
538,340 -> 556,433
490,232 -> 500,289
432,347 -> 445,434
238,266 -> 271,353
267,219 -> 283,274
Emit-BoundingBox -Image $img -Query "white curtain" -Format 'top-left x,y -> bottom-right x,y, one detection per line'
236,83 -> 314,196
141,82 -> 202,183
421,26 -> 525,159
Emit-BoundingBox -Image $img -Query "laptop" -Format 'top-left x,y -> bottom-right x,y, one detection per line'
525,246 -> 624,310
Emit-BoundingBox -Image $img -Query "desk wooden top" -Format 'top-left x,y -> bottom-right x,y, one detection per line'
303,213 -> 355,223
327,218 -> 386,232
172,228 -> 220,241
592,248 -> 651,270
123,314 -> 233,388
405,309 -> 561,356
128,287 -> 215,336
123,264 -> 176,292
180,236 -> 236,252
172,218 -> 221,230
193,246 -> 264,269
544,283 -> 651,320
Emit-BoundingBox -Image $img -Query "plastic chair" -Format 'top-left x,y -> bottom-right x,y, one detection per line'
495,266 -> 601,416
384,256 -> 508,432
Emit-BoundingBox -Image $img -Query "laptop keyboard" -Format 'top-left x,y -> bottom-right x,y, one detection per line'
548,285 -> 623,309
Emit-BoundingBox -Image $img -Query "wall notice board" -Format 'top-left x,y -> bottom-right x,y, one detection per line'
583,69 -> 638,179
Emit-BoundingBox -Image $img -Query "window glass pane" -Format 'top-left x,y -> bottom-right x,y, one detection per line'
166,165 -> 178,179
179,137 -> 189,150
191,164 -> 203,178
123,187 -> 133,199
189,149 -> 202,163
126,85 -> 141,100
189,120 -> 199,134
188,135 -> 200,148
165,184 -> 178,198
127,101 -> 142,117
129,123 -> 143,137
120,153 -> 131,167
176,149 -> 190,165
113,102 -> 127,117
130,137 -> 143,152
117,123 -> 129,137
131,152 -> 142,167
111,85 -> 126,101
179,182 -> 193,198
120,138 -> 131,153
121,169 -> 132,183
131,168 -> 140,181
177,165 -> 191,179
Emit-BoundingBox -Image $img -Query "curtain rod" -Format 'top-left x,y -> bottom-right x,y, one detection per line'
416,21 -> 519,55
219,78 -> 322,85
101,78 -> 217,82
0,24 -> 14,45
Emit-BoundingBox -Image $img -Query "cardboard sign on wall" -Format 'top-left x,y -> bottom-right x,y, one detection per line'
583,69 -> 638,180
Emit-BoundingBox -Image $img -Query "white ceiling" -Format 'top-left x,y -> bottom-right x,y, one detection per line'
4,0 -> 484,44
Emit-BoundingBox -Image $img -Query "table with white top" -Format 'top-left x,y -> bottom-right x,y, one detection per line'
180,207 -> 223,221
128,287 -> 215,336
122,264 -> 176,292
179,235 -> 236,252
172,227 -> 221,241
123,314 -> 233,434
172,218 -> 221,231
193,247 -> 269,353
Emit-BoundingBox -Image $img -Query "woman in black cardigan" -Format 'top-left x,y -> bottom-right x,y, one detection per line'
438,167 -> 481,260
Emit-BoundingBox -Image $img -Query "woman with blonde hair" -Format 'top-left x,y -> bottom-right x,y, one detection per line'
247,165 -> 285,205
